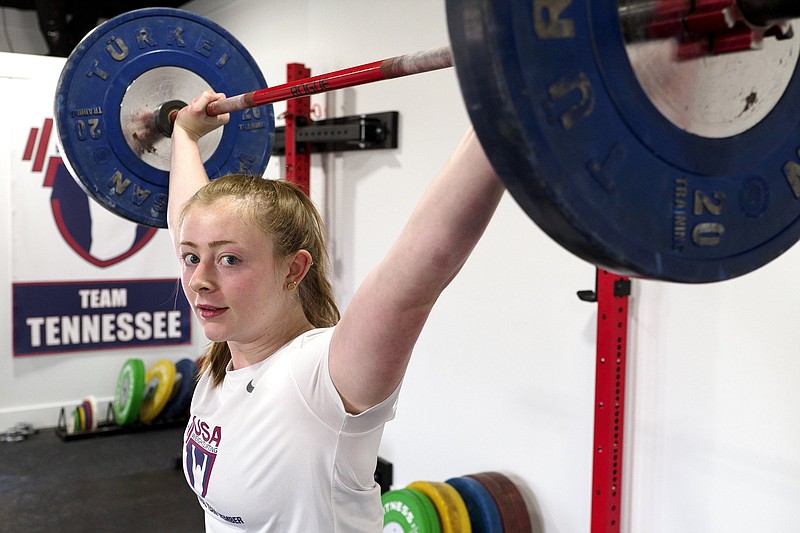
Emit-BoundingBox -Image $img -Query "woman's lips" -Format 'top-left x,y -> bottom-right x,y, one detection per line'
196,305 -> 228,319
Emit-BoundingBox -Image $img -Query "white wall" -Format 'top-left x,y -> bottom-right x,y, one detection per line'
0,52 -> 208,431
1,1 -> 799,532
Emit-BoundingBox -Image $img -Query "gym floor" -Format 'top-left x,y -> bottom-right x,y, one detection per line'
0,425 -> 204,532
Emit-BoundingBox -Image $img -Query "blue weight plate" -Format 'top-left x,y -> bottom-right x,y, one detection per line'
447,0 -> 800,282
157,357 -> 199,421
55,8 -> 274,228
445,477 -> 502,533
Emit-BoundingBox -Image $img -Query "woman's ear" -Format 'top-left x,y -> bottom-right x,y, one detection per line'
286,249 -> 313,286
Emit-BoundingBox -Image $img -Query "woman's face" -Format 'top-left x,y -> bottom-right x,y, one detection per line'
178,199 -> 289,345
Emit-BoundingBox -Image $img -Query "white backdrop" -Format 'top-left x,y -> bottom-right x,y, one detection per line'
0,51 -> 204,428
1,2 -> 800,532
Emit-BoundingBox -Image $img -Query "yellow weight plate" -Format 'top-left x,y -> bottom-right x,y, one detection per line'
138,359 -> 177,423
76,404 -> 86,432
408,481 -> 471,533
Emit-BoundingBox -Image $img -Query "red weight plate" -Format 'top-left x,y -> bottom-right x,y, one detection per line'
466,472 -> 532,533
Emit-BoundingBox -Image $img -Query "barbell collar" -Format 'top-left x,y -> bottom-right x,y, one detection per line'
153,99 -> 187,138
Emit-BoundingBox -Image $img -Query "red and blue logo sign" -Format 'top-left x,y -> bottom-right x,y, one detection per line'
13,118 -> 191,356
22,118 -> 158,267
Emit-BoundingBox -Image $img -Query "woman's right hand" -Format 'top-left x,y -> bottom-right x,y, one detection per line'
174,90 -> 231,142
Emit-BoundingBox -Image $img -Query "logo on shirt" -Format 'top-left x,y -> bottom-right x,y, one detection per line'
246,379 -> 255,393
185,415 -> 222,498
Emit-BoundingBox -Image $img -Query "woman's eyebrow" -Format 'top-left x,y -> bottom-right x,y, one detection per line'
179,239 -> 238,248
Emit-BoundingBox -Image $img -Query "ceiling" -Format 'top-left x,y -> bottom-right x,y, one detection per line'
1,1 -> 189,56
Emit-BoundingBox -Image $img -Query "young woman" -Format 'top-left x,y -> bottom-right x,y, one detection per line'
171,90 -> 504,532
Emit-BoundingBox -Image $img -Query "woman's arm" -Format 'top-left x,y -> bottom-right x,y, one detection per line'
329,128 -> 505,414
167,90 -> 230,245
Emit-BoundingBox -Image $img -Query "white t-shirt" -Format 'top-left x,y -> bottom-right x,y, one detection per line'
182,327 -> 399,532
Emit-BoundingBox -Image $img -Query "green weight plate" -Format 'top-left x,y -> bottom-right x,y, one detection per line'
69,408 -> 79,435
113,358 -> 145,426
383,487 -> 441,533
408,487 -> 442,533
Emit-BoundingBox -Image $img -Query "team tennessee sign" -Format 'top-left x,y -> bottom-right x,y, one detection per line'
13,279 -> 191,356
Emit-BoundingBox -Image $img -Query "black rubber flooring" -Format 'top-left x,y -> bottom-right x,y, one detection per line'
0,426 -> 204,532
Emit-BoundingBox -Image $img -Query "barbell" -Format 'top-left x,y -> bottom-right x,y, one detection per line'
53,1 -> 800,283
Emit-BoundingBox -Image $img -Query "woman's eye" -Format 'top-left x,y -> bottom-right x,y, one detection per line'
221,255 -> 240,266
182,253 -> 199,266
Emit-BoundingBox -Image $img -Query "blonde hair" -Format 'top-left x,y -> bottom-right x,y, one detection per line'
180,174 -> 340,387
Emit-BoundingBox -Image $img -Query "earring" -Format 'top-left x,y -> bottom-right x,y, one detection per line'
287,280 -> 298,291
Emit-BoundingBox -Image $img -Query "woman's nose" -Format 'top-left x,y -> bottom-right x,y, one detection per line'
188,262 -> 214,293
